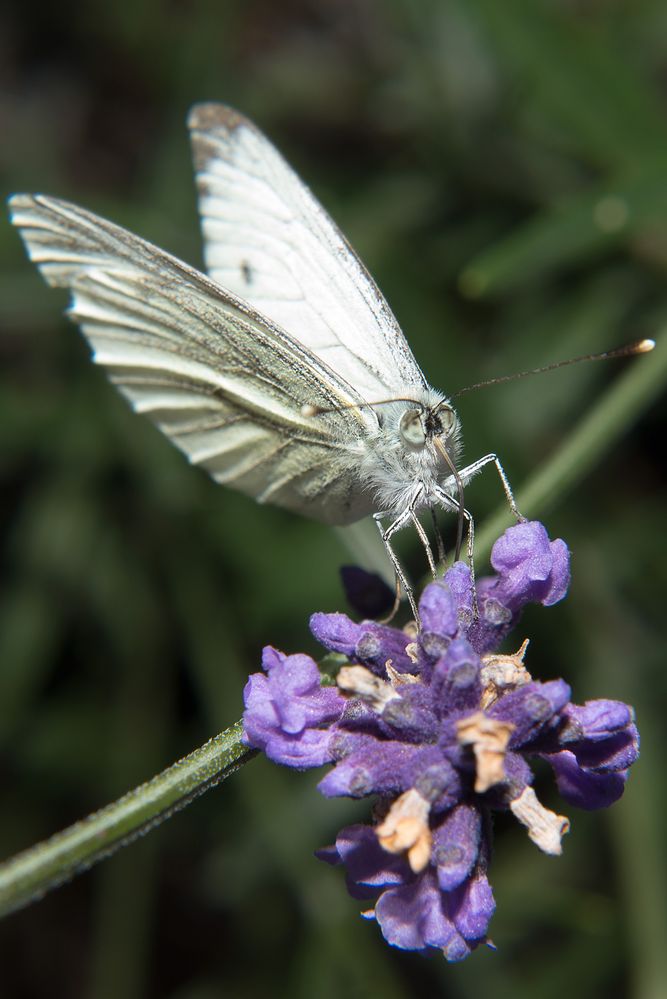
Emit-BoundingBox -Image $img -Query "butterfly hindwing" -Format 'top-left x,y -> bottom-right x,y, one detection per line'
8,193 -> 378,524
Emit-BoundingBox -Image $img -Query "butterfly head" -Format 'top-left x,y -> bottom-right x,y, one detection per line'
398,399 -> 458,452
357,392 -> 463,519
391,391 -> 462,477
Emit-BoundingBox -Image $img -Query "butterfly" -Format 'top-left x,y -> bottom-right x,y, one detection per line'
8,103 -> 520,620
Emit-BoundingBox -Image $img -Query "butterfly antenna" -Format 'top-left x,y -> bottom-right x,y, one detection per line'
302,396 -> 422,418
452,338 -> 655,398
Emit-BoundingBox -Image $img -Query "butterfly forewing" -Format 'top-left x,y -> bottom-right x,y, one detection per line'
9,193 -> 378,525
188,103 -> 427,403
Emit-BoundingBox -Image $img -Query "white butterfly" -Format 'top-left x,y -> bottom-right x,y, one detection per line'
8,103 -> 519,619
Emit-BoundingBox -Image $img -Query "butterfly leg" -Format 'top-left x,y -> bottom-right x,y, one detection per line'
381,575 -> 403,626
410,510 -> 437,579
457,453 -> 524,521
373,508 -> 420,624
461,505 -> 480,619
449,503 -> 475,568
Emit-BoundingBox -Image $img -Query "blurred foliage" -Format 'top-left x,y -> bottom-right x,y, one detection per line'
1,1 -> 666,997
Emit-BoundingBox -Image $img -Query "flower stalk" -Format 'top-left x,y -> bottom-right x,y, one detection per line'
0,722 -> 254,917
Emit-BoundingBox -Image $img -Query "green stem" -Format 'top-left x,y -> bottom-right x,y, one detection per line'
475,335 -> 666,563
0,721 -> 255,917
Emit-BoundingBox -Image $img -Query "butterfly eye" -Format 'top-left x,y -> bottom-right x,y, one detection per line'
399,409 -> 426,448
437,405 -> 456,435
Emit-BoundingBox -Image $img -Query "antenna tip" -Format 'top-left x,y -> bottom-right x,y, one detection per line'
636,338 -> 656,354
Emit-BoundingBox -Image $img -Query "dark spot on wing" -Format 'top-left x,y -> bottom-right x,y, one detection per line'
240,260 -> 253,285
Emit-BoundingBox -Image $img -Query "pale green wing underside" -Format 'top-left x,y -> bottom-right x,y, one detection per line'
9,193 -> 379,525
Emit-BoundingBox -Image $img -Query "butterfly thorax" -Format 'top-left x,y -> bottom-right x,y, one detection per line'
358,389 -> 463,516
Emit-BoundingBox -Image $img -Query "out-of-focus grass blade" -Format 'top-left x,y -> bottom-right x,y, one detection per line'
467,0 -> 665,170
0,586 -> 63,744
460,167 -> 667,297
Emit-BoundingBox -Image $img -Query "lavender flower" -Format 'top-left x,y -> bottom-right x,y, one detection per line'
242,521 -> 639,960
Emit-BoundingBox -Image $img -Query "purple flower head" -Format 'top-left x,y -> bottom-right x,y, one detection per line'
242,522 -> 638,959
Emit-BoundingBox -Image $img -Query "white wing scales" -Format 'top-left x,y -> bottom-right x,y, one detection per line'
188,103 -> 427,402
9,193 -> 380,525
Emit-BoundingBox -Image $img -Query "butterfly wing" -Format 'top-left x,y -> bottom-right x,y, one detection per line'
188,103 -> 427,403
8,193 -> 380,526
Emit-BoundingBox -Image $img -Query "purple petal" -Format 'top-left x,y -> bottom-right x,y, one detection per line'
490,521 -> 571,611
243,696 -> 335,768
418,580 -> 459,640
449,869 -> 495,941
490,679 -> 571,746
431,639 -> 482,714
443,561 -> 476,622
561,700 -> 635,741
309,612 -> 415,674
415,759 -> 463,812
548,750 -> 629,809
326,824 -> 410,888
380,687 -> 440,742
315,843 -> 341,867
374,870 -> 464,953
318,739 -> 444,798
571,729 -> 639,773
557,701 -> 639,772
242,647 -> 345,768
433,805 -> 482,890
418,564 -> 476,663
260,648 -> 342,732
309,612 -> 359,656
441,933 -> 473,963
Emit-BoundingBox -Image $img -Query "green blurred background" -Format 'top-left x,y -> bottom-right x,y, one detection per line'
1,2 -> 666,997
